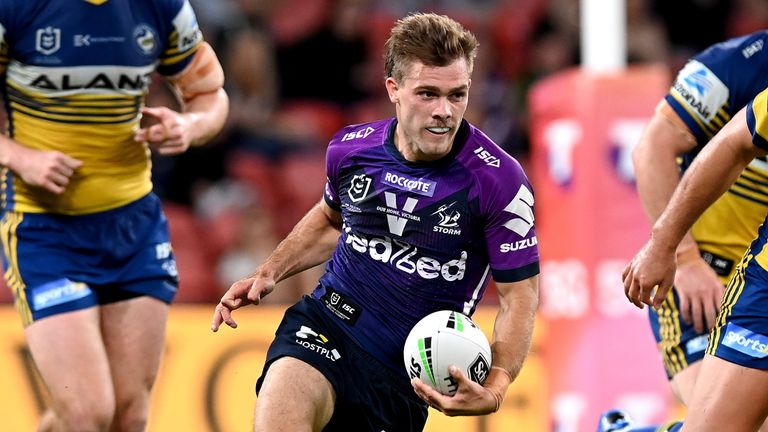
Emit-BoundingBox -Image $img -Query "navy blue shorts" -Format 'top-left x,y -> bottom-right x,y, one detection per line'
648,287 -> 710,379
1,193 -> 178,326
708,226 -> 768,369
256,296 -> 429,432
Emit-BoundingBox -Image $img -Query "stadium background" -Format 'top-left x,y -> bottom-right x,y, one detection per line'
2,0 -> 767,430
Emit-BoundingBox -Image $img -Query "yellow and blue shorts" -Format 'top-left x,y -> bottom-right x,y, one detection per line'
707,227 -> 768,369
648,287 -> 710,379
0,193 -> 179,326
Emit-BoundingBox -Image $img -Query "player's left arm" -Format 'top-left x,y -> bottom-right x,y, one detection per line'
412,276 -> 539,416
134,42 -> 229,155
484,276 -> 539,409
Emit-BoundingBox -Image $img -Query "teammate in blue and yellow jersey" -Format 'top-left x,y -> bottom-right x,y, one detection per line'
631,31 -> 768,413
624,84 -> 768,431
212,13 -> 538,432
0,0 -> 228,430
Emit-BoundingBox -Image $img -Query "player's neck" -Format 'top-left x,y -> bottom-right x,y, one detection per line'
392,125 -> 452,163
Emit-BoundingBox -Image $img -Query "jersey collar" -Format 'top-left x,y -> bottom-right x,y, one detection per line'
384,118 -> 469,169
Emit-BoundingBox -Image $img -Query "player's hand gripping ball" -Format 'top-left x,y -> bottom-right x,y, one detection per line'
403,310 -> 492,395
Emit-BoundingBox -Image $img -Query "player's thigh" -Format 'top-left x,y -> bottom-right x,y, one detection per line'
688,236 -> 768,430
101,295 -> 169,399
683,355 -> 768,432
255,356 -> 335,432
670,360 -> 702,406
25,307 -> 115,412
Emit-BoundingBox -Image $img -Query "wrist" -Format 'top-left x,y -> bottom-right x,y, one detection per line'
675,245 -> 701,265
184,112 -> 206,147
675,234 -> 701,265
250,264 -> 277,283
0,137 -> 18,169
486,366 -> 512,412
649,228 -> 679,255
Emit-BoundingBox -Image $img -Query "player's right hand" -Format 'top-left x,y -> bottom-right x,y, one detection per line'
7,144 -> 82,194
673,253 -> 725,333
211,274 -> 275,332
134,106 -> 193,155
623,237 -> 677,309
411,365 -> 498,416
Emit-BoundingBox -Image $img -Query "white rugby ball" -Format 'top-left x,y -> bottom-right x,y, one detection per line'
403,310 -> 492,396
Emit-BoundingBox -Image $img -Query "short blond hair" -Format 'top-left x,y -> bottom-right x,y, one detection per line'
384,13 -> 479,83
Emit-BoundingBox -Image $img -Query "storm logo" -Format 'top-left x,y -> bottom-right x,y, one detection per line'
432,202 -> 460,228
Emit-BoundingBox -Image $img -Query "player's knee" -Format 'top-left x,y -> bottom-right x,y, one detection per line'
57,397 -> 115,432
112,392 -> 150,432
111,411 -> 147,432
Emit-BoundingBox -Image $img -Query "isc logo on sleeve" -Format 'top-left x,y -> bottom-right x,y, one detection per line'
341,126 -> 375,142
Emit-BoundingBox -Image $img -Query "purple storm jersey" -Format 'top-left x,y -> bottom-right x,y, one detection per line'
311,118 -> 540,373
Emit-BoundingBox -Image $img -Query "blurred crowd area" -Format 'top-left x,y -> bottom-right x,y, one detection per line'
3,0 -> 768,305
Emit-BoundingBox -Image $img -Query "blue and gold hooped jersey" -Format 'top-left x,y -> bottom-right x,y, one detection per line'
665,31 -> 768,281
0,0 -> 202,214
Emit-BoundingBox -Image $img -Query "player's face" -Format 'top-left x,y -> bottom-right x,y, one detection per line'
386,58 -> 471,162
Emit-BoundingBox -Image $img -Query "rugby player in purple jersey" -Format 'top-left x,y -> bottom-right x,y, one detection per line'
212,13 -> 539,432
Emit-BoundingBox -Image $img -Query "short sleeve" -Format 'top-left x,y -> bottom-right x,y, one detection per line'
663,59 -> 729,143
323,142 -> 342,211
481,160 -> 540,282
747,87 -> 768,151
155,0 -> 203,76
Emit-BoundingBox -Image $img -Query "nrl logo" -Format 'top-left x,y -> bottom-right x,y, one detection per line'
347,174 -> 372,203
36,27 -> 61,55
330,292 -> 340,305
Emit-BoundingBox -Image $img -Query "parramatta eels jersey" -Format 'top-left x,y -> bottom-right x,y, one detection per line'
748,89 -> 768,174
0,0 -> 202,214
665,30 -> 768,281
313,118 -> 540,372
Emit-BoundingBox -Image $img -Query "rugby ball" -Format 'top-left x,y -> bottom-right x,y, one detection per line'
403,310 -> 492,396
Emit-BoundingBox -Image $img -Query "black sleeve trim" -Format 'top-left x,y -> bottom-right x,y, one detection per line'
491,261 -> 540,283
324,195 -> 341,212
